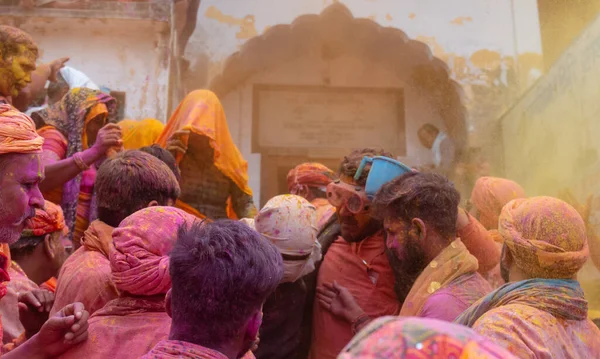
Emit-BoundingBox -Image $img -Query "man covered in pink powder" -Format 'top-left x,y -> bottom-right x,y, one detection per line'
0,103 -> 90,357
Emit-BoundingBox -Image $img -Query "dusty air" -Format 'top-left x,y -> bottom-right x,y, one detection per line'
0,0 -> 599,358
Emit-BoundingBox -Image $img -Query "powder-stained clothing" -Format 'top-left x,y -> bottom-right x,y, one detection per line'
57,207 -> 197,359
457,211 -> 500,274
57,297 -> 170,359
156,90 -> 255,220
142,341 -> 229,359
39,126 -> 97,244
420,272 -> 491,321
50,220 -> 118,316
177,157 -> 253,220
35,88 -> 117,243
457,279 -> 600,359
338,316 -> 516,359
399,239 -> 491,321
0,263 -> 37,344
0,253 -> 12,346
311,231 -> 399,359
142,340 -> 257,359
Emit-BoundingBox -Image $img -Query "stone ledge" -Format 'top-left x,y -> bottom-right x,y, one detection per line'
0,0 -> 171,22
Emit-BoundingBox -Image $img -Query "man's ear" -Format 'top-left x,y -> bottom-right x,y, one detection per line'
410,218 -> 427,241
43,234 -> 55,260
147,200 -> 159,208
244,310 -> 263,341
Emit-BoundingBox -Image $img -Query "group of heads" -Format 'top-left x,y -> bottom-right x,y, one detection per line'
0,101 -> 285,358
325,148 -> 589,296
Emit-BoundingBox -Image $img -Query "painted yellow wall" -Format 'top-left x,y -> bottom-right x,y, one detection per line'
502,14 -> 600,201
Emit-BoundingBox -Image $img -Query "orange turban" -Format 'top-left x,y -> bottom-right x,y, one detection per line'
470,176 -> 526,229
287,162 -> 336,195
499,196 -> 589,279
0,104 -> 44,155
21,201 -> 67,237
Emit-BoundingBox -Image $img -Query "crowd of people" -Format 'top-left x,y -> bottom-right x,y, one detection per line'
1,24 -> 600,359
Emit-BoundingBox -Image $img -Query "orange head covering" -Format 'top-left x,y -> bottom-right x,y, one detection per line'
21,201 -> 67,237
287,162 -> 336,195
156,90 -> 252,196
119,118 -> 165,150
470,177 -> 526,230
500,196 -> 589,279
0,104 -> 44,155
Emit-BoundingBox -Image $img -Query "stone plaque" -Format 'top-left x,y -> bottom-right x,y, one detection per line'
252,85 -> 405,156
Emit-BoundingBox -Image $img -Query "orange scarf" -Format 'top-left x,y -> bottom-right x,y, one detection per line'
400,239 -> 479,316
156,90 -> 252,196
80,220 -> 115,259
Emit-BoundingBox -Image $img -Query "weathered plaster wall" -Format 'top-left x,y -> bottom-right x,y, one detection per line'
1,16 -> 171,121
502,14 -> 600,202
186,0 -> 544,141
224,53 -> 446,205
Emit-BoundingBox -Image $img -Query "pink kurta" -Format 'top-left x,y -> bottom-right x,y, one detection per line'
420,272 -> 491,321
57,296 -> 170,359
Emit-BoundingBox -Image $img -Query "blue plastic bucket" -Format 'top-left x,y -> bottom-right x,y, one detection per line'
354,156 -> 412,199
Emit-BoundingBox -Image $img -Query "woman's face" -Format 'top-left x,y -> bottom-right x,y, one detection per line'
86,115 -> 106,147
186,134 -> 214,164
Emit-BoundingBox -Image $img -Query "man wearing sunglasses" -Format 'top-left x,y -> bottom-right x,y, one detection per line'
309,148 -> 400,359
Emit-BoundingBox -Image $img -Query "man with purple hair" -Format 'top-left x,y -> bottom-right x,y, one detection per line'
143,220 -> 284,359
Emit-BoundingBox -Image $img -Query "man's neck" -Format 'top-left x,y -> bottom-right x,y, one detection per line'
14,257 -> 48,286
169,330 -> 243,359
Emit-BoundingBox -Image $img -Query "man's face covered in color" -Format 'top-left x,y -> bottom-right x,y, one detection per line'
0,154 -> 45,244
0,44 -> 37,98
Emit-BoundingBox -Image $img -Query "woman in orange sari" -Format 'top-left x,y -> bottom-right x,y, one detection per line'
33,88 -> 122,245
156,90 -> 256,220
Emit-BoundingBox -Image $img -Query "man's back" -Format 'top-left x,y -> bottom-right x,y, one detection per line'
473,303 -> 600,359
51,245 -> 118,316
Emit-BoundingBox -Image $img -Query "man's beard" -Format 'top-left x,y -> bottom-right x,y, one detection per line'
0,226 -> 20,245
385,233 -> 428,304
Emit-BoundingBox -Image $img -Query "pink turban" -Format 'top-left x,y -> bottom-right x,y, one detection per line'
0,104 -> 44,155
110,206 -> 197,296
500,196 -> 589,279
470,176 -> 526,230
287,162 -> 335,195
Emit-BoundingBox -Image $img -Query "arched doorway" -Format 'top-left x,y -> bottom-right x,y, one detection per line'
209,3 -> 467,205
